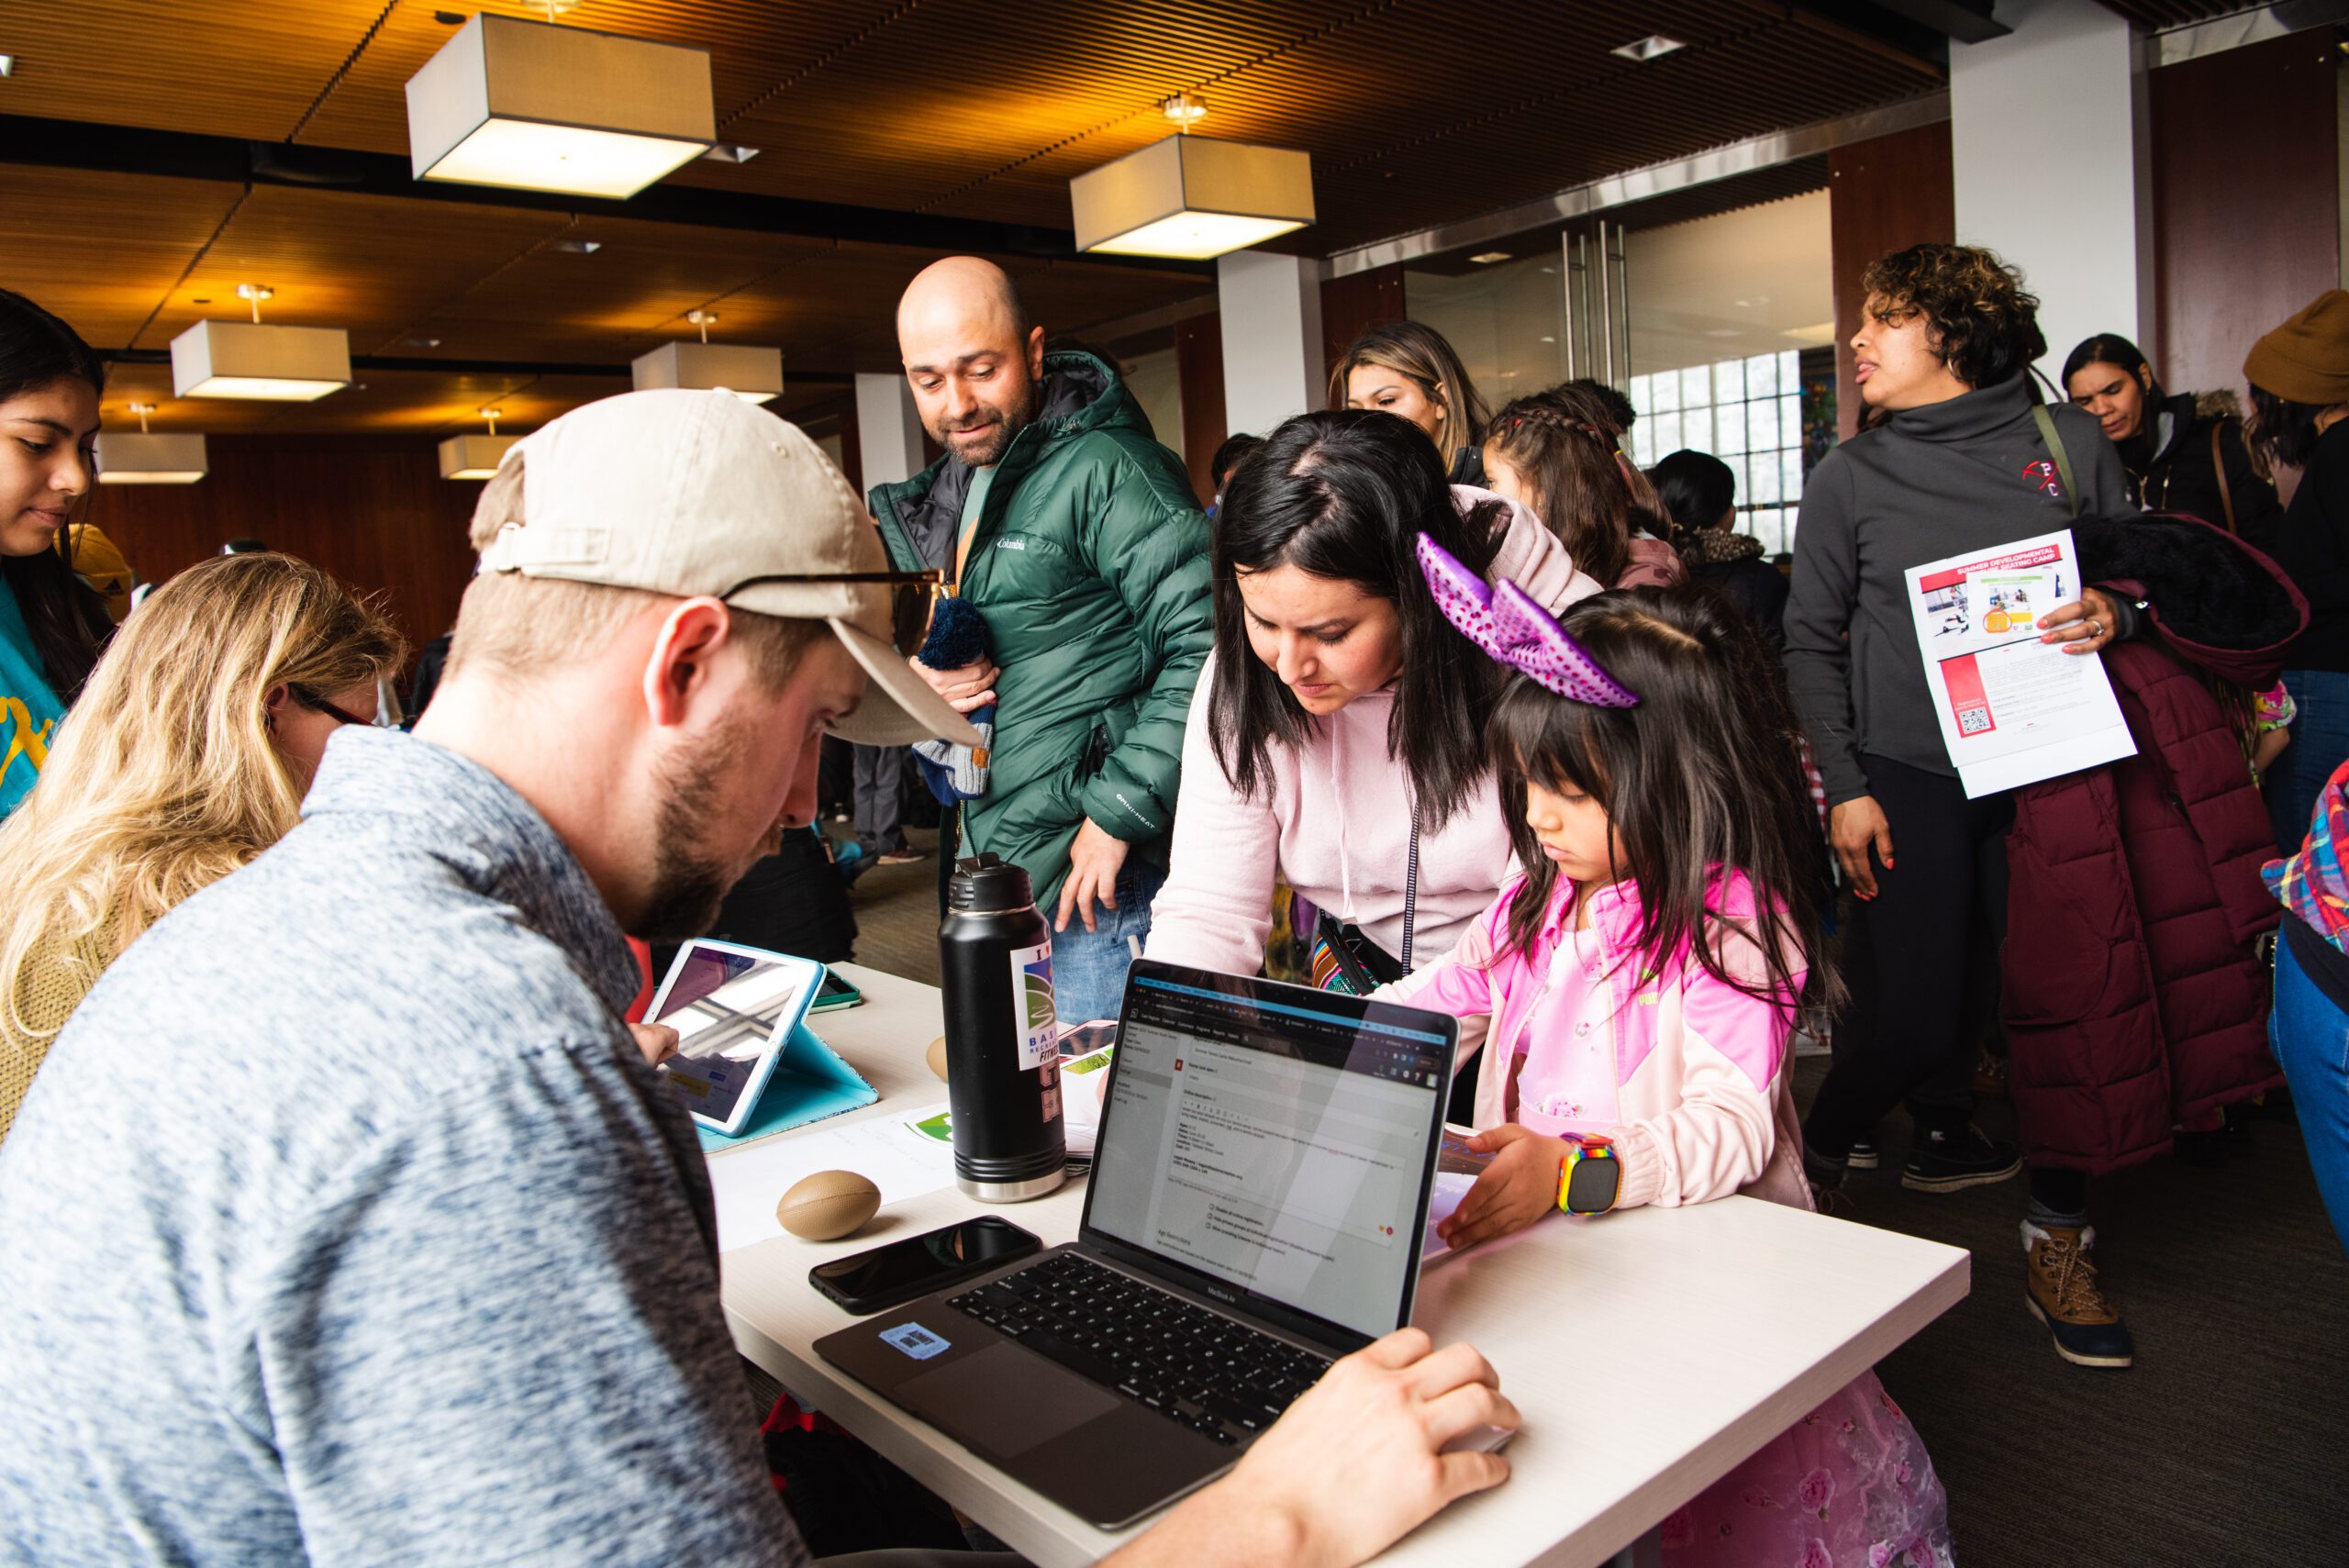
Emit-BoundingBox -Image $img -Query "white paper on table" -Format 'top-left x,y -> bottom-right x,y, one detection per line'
705,1104 -> 957,1252
1902,528 -> 2135,798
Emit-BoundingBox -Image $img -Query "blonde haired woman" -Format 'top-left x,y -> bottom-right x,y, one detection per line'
0,552 -> 405,1140
1329,320 -> 1494,485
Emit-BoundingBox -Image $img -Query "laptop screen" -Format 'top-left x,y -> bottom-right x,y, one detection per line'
1082,962 -> 1455,1345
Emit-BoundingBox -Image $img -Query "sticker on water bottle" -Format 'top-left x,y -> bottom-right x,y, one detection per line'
1010,940 -> 1058,1070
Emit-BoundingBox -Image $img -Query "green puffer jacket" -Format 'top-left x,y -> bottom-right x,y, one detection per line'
869,350 -> 1212,912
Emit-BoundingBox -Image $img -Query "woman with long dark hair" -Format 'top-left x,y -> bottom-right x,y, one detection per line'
2245,290 -> 2349,844
0,290 -> 113,817
2063,332 -> 2281,550
1147,409 -> 1598,1002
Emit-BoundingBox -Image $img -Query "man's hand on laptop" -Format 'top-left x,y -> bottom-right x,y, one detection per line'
907,653 -> 999,715
1104,1329 -> 1517,1568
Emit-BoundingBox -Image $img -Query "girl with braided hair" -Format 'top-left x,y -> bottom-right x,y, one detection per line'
1481,385 -> 1687,590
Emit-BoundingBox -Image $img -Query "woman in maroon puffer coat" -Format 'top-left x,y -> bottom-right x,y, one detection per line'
2002,512 -> 2307,1366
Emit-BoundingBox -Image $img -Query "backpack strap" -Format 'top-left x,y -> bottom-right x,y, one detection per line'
2029,404 -> 2081,518
2210,421 -> 2238,535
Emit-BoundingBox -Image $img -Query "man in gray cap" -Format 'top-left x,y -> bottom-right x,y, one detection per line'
0,390 -> 1513,1567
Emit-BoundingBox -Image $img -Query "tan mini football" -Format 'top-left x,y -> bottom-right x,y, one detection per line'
926,1034 -> 950,1081
776,1169 -> 882,1241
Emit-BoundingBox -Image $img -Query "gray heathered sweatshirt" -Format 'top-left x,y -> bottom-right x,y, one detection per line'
1783,375 -> 2135,805
0,728 -> 807,1567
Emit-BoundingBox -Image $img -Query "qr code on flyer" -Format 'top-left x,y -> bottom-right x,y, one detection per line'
1957,706 -> 1992,736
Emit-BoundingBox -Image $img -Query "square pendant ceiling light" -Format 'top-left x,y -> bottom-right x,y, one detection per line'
1071,136 -> 1315,259
406,13 -> 714,199
438,432 -> 518,481
631,341 -> 784,405
170,320 -> 351,402
95,431 -> 208,484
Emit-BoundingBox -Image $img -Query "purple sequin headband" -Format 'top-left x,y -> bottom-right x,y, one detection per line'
1415,532 -> 1639,707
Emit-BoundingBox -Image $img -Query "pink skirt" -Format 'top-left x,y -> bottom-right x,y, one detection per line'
1659,1369 -> 1954,1568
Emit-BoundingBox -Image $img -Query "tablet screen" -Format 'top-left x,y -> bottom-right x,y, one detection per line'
651,944 -> 812,1129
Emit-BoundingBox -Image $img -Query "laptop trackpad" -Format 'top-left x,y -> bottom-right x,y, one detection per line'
901,1343 -> 1119,1459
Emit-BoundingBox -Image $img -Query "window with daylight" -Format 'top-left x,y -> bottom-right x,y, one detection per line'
1627,350 -> 1806,555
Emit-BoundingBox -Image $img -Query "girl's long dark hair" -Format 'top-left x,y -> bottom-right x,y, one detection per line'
0,289 -> 111,697
1486,384 -> 1676,588
1491,587 -> 1837,1018
1209,409 -> 1511,828
2247,383 -> 2330,473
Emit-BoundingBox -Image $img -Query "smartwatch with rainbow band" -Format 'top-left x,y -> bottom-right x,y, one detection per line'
1557,1134 -> 1621,1216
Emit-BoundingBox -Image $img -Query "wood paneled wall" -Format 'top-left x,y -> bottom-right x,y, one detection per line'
1827,122 -> 1955,441
1174,313 -> 1229,507
1319,264 -> 1409,397
87,435 -> 479,666
2150,29 -> 2340,402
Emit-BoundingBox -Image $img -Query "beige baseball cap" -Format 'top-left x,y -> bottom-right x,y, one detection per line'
473,388 -> 980,747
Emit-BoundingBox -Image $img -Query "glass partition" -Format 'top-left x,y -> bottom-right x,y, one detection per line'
1402,254 -> 1569,412
1622,193 -> 1834,554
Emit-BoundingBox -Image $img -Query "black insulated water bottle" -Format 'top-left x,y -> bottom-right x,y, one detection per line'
939,853 -> 1067,1201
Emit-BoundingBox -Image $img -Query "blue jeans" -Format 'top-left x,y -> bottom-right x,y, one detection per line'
1048,858 -> 1165,1025
2272,927 -> 2349,1256
2268,670 -> 2349,854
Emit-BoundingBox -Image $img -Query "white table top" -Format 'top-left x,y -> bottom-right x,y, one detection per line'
712,964 -> 1969,1568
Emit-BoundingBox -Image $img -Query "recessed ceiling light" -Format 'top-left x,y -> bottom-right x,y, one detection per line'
553,239 -> 602,254
703,143 -> 761,163
403,335 -> 443,349
1611,35 -> 1687,62
1470,250 -> 1512,264
0,55 -> 16,77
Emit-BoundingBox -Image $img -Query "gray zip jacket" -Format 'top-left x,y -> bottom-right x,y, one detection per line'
1783,376 -> 2133,804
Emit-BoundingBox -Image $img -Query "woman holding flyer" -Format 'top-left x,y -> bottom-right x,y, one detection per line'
1789,243 -> 2308,1372
1785,245 -> 2134,1340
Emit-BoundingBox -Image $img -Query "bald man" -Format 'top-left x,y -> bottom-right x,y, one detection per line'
874,259 -> 1212,1022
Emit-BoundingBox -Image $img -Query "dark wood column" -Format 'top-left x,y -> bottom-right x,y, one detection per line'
1827,122 -> 1954,441
2151,29 -> 2340,402
1174,312 -> 1228,507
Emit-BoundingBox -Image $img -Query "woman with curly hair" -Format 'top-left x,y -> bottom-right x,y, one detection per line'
1786,245 -> 2141,1338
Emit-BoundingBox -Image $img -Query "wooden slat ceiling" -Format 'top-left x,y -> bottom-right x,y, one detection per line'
2,0 -> 1944,253
2092,0 -> 2268,29
0,0 -> 1949,437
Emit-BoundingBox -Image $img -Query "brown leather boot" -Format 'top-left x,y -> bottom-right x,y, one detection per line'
2022,1221 -> 2134,1369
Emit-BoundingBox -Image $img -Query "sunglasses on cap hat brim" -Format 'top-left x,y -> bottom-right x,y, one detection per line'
713,566 -> 983,749
716,567 -> 943,658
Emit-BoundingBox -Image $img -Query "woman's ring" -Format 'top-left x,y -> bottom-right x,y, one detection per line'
2086,618 -> 2104,640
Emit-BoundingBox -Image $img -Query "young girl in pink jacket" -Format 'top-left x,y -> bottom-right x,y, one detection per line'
1394,541 -> 1955,1568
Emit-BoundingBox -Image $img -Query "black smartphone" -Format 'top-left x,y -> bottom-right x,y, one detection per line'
808,1216 -> 1042,1315
809,970 -> 863,1012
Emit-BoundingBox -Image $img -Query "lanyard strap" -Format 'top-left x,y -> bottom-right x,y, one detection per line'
2029,404 -> 2081,518
1399,803 -> 1420,972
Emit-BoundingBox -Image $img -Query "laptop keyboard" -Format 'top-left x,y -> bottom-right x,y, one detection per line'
947,1252 -> 1332,1446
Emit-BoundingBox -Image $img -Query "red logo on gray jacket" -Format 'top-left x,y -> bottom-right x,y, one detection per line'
2023,459 -> 2062,498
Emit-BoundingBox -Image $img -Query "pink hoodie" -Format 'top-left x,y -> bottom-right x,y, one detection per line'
1145,486 -> 1602,978
1391,869 -> 1811,1212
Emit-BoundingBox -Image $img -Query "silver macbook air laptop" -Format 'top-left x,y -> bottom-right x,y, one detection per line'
815,958 -> 1457,1528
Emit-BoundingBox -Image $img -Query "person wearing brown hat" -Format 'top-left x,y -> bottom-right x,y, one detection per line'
2247,288 -> 2349,843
